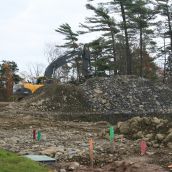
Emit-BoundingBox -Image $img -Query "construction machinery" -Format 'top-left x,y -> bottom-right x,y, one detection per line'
13,45 -> 91,98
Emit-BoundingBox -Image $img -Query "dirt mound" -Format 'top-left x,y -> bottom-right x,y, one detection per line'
24,83 -> 91,112
22,76 -> 172,114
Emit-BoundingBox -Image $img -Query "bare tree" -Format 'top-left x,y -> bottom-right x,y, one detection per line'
44,43 -> 64,63
27,63 -> 45,83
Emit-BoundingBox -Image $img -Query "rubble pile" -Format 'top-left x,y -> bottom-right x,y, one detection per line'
24,76 -> 172,114
25,84 -> 91,112
116,116 -> 172,149
81,76 -> 172,114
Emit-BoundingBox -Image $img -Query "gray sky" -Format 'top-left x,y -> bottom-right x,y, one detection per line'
0,0 -> 94,73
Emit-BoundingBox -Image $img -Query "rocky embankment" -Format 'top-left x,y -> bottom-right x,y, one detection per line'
81,76 -> 172,114
24,76 -> 172,115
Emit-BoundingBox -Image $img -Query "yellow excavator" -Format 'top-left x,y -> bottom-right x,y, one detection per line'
22,82 -> 44,94
13,45 -> 91,98
13,77 -> 45,99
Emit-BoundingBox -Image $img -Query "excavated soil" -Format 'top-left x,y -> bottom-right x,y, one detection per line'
0,103 -> 171,172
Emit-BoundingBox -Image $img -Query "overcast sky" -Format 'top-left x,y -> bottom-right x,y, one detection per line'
0,0 -> 95,73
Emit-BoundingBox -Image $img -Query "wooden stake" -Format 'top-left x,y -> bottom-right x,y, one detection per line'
140,140 -> 147,156
89,138 -> 94,168
33,129 -> 36,140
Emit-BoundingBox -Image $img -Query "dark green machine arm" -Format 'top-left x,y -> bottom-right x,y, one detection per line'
44,50 -> 81,78
44,45 -> 91,78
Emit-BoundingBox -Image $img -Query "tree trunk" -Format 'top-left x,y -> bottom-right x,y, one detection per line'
166,2 -> 172,79
94,55 -> 97,76
140,27 -> 143,77
163,34 -> 167,83
120,1 -> 132,75
166,3 -> 172,51
75,58 -> 80,81
110,29 -> 117,75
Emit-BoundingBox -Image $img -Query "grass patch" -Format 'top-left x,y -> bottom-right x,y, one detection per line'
0,149 -> 49,172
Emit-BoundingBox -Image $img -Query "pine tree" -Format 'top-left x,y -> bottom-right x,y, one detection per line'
133,48 -> 159,80
128,0 -> 157,77
88,37 -> 104,76
88,37 -> 114,76
79,4 -> 119,74
156,0 -> 172,83
55,23 -> 81,80
55,23 -> 79,50
110,0 -> 133,74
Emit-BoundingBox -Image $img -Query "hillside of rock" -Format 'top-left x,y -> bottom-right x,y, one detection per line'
81,76 -> 172,114
24,76 -> 172,115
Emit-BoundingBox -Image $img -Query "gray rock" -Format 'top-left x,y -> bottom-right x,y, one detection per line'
168,128 -> 172,134
153,143 -> 159,148
118,122 -> 130,134
156,134 -> 165,141
0,140 -> 6,145
164,133 -> 172,143
94,88 -> 103,94
40,147 -> 59,157
152,117 -> 161,125
9,137 -> 19,144
167,142 -> 172,149
145,134 -> 153,140
135,131 -> 144,139
68,162 -> 80,171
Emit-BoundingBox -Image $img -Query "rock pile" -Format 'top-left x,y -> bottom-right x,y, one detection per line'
116,116 -> 172,148
24,76 -> 172,114
81,76 -> 172,114
25,84 -> 91,112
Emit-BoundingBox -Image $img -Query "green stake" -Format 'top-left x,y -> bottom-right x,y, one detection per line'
110,126 -> 115,143
37,131 -> 41,141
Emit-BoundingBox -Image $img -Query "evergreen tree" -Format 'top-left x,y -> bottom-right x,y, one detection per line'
110,0 -> 133,74
128,0 -> 157,77
156,0 -> 172,83
79,4 -> 119,74
88,37 -> 114,76
88,37 -> 104,75
55,23 -> 81,80
55,23 -> 79,50
0,60 -> 21,84
132,48 -> 158,80
0,61 -> 22,99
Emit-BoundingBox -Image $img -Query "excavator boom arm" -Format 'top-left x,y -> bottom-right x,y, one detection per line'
44,50 -> 81,78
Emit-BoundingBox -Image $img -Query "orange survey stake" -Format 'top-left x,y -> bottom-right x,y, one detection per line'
89,138 -> 94,167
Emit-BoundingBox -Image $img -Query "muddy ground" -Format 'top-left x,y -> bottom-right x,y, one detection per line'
0,102 -> 171,172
